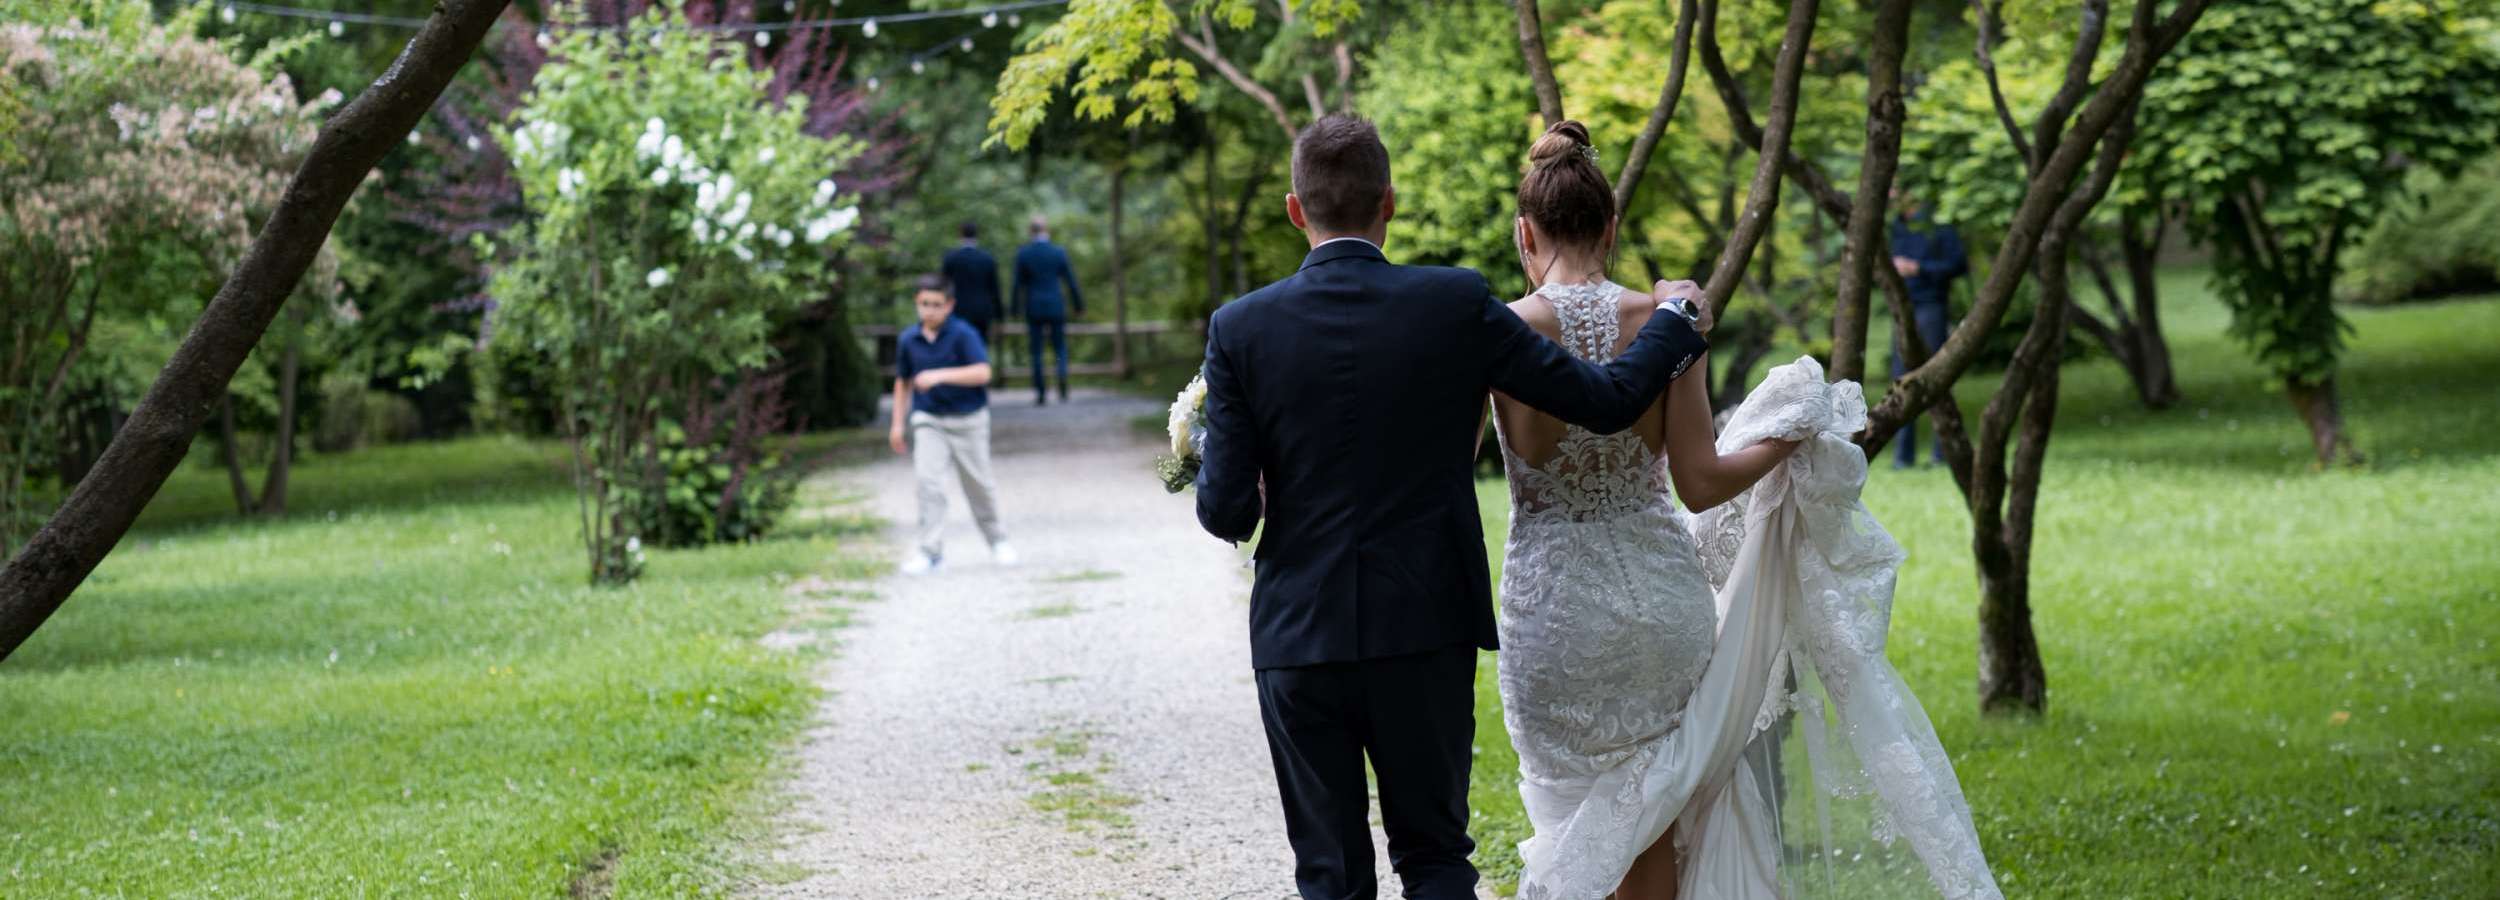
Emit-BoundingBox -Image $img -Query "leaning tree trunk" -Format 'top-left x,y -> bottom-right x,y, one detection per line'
2073,217 -> 2182,409
2116,221 -> 2179,407
0,0 -> 511,663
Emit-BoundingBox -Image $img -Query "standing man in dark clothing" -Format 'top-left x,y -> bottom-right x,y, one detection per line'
1011,214 -> 1085,405
1888,192 -> 1968,469
940,221 -> 1002,341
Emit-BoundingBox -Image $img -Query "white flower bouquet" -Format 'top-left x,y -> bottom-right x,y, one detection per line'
1155,373 -> 1210,493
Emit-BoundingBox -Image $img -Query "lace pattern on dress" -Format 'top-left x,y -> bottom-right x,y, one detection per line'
1501,282 -> 1673,525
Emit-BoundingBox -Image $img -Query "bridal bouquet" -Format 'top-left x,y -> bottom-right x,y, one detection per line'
1155,373 -> 1209,493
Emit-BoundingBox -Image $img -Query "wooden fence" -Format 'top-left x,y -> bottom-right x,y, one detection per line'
857,319 -> 1202,384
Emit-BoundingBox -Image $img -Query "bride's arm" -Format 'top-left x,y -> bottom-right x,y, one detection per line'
1662,355 -> 1797,512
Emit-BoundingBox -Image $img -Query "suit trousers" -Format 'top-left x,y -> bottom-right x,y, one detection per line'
1027,318 -> 1069,399
1256,645 -> 1480,900
908,409 -> 1006,559
1888,303 -> 1952,465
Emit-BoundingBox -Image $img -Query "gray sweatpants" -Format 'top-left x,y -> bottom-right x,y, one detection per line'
910,409 -> 1006,559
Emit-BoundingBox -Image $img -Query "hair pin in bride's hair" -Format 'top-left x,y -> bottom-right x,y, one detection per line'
1579,144 -> 1600,164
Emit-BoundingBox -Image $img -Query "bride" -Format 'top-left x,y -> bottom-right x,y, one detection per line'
1488,121 -> 2004,900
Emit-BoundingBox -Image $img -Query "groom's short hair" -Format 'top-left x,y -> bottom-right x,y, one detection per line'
1292,114 -> 1391,233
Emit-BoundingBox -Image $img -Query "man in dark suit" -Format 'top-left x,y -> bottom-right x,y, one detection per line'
1887,191 -> 1969,469
940,221 -> 1001,341
1010,215 -> 1085,405
1192,114 -> 1709,900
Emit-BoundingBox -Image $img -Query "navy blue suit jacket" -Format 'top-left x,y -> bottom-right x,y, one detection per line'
941,243 -> 1001,326
1011,239 -> 1084,322
1194,240 -> 1707,669
1889,215 -> 1968,310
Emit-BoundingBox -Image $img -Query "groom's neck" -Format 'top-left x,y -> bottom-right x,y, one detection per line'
1305,225 -> 1388,250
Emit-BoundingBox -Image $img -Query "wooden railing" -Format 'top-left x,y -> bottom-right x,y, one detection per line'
857,319 -> 1202,384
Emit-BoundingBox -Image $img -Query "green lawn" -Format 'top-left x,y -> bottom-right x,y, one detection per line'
1466,280 -> 2500,896
0,436 -> 880,897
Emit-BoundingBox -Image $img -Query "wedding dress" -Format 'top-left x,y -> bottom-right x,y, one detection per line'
1493,281 -> 2002,900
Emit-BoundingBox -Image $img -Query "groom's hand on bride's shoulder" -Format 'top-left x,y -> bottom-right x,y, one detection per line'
1652,279 -> 1711,335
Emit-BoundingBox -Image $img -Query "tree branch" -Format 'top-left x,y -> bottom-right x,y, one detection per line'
1971,0 -> 2034,169
1828,0 -> 1914,382
1696,0 -> 1857,222
1613,0 -> 1700,215
2031,0 -> 2112,168
1515,0 -> 1567,126
1697,0 -> 1820,315
0,0 -> 513,662
1178,20 -> 1299,141
1332,40 -> 1355,111
1860,0 -> 2209,444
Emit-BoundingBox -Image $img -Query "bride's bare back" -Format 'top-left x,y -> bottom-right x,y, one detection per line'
1492,280 -> 1671,468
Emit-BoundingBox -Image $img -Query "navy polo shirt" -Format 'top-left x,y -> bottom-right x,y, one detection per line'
896,317 -> 990,416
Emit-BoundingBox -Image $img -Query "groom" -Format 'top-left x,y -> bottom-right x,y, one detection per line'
1193,114 -> 1709,899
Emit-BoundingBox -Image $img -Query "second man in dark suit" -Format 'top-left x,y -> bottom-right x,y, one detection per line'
1011,214 -> 1085,405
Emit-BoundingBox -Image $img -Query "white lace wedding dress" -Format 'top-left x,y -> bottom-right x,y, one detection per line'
1493,281 -> 2003,900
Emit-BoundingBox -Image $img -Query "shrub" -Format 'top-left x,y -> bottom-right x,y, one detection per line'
2337,154 -> 2500,306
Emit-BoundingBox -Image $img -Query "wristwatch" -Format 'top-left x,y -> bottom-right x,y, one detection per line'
1657,293 -> 1699,324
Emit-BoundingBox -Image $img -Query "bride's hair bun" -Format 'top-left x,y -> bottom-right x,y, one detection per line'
1528,120 -> 1595,169
1519,119 -> 1612,250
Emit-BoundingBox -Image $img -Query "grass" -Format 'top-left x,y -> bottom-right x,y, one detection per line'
1465,278 -> 2500,897
0,434 -> 883,897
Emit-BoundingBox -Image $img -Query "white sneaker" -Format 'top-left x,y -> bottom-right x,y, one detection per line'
990,541 -> 1021,567
899,551 -> 940,576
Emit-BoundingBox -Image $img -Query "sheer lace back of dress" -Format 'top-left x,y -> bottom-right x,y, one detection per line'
1497,281 -> 1672,524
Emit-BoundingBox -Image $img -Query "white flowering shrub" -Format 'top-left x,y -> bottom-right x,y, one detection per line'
484,1 -> 861,584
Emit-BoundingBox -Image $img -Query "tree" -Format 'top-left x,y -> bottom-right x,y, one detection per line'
0,0 -> 512,662
986,0 -> 1377,150
2132,0 -> 2500,464
1900,2 -> 2182,412
483,3 -> 863,584
0,2 -> 335,552
1881,0 -> 2211,713
398,1 -> 908,433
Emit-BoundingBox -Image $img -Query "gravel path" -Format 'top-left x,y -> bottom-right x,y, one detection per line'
754,389 -> 1436,898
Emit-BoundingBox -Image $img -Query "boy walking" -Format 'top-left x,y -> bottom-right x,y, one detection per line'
890,274 -> 1017,575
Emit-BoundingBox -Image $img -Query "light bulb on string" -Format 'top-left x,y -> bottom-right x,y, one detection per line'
219,4 -> 236,24
910,58 -> 924,74
756,31 -> 771,47
981,11 -> 999,28
960,37 -> 974,52
1008,13 -> 1021,26
867,76 -> 881,91
328,20 -> 344,38
861,18 -> 877,38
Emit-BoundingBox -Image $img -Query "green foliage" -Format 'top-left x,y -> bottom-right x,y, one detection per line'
0,436 -> 879,896
2337,152 -> 2500,305
1474,282 -> 2500,895
625,420 -> 799,549
0,0 -> 332,550
2133,0 -> 2500,385
1364,0 -> 1535,279
485,2 -> 860,583
986,0 -> 1201,149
